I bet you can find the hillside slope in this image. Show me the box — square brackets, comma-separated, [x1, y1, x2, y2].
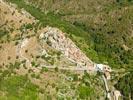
[0, 0, 106, 99]
[27, 0, 133, 69]
[1, 0, 132, 99]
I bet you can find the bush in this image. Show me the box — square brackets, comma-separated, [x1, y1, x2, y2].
[41, 67, 48, 73]
[78, 84, 94, 99]
[0, 29, 9, 39]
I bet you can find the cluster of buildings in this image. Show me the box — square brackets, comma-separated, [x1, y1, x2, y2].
[39, 27, 121, 100]
[40, 27, 93, 69]
[95, 64, 112, 80]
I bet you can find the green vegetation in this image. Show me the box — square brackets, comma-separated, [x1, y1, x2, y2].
[0, 75, 39, 100]
[2, 62, 21, 75]
[41, 55, 55, 65]
[116, 0, 133, 4]
[3, 0, 133, 99]
[9, 0, 133, 69]
[20, 23, 33, 33]
[78, 85, 94, 99]
[115, 72, 133, 100]
[0, 29, 9, 39]
[0, 29, 11, 43]
[76, 71, 103, 99]
[41, 67, 48, 72]
[15, 1, 132, 99]
[8, 0, 99, 63]
[31, 61, 36, 66]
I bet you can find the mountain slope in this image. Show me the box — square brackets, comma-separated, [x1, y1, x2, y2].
[26, 0, 133, 69]
[1, 0, 132, 99]
[0, 0, 106, 99]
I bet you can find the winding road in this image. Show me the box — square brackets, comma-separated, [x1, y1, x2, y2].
[17, 38, 120, 100]
[17, 39, 111, 97]
[1, 0, 122, 99]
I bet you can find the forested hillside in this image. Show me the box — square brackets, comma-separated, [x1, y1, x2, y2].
[115, 72, 133, 99]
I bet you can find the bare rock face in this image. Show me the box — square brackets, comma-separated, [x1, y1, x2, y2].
[40, 26, 93, 69]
